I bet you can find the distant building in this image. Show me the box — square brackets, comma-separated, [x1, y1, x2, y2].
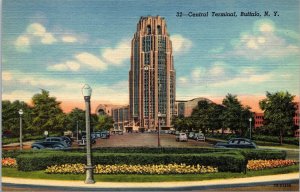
[176, 97, 214, 117]
[95, 104, 129, 131]
[129, 16, 176, 131]
[254, 113, 264, 129]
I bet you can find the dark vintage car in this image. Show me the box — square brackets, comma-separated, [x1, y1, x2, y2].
[215, 138, 257, 149]
[31, 141, 68, 150]
[45, 136, 70, 147]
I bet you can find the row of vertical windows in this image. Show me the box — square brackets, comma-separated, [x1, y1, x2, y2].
[134, 41, 139, 115]
[146, 25, 162, 35]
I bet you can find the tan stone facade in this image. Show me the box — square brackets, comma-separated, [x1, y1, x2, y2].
[129, 16, 176, 131]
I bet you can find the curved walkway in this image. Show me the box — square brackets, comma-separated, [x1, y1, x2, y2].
[2, 173, 299, 191]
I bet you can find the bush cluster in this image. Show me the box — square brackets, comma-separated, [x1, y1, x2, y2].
[238, 149, 286, 160]
[45, 163, 218, 175]
[253, 135, 299, 146]
[63, 147, 227, 154]
[17, 152, 246, 172]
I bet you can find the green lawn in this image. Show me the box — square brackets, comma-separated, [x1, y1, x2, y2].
[2, 164, 299, 182]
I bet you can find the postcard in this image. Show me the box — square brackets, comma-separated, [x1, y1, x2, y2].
[2, 0, 299, 191]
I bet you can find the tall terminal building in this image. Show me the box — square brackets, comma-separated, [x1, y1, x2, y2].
[129, 16, 176, 131]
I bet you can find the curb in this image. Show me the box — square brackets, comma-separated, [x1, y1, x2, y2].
[2, 172, 299, 191]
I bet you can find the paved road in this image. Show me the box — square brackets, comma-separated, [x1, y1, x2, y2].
[91, 132, 213, 148]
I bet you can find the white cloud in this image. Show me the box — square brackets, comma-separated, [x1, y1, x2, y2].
[2, 71, 13, 81]
[75, 52, 107, 70]
[61, 35, 78, 43]
[47, 61, 80, 72]
[259, 23, 274, 33]
[14, 35, 31, 52]
[220, 20, 300, 60]
[41, 32, 57, 44]
[26, 23, 46, 37]
[191, 68, 203, 79]
[178, 77, 188, 84]
[15, 23, 81, 52]
[102, 39, 131, 65]
[170, 34, 192, 53]
[2, 71, 129, 106]
[2, 90, 34, 102]
[212, 73, 273, 88]
[209, 65, 225, 76]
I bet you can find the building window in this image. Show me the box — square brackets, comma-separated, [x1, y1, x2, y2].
[157, 25, 161, 35]
[147, 25, 151, 35]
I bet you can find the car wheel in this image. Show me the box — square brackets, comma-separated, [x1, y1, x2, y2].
[32, 146, 39, 150]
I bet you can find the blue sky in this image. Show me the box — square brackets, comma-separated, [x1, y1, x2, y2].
[2, 0, 300, 111]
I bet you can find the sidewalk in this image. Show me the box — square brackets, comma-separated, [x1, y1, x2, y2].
[2, 172, 299, 191]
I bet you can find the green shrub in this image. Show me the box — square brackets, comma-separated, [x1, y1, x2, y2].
[63, 147, 228, 154]
[252, 135, 299, 145]
[239, 149, 286, 160]
[17, 151, 246, 173]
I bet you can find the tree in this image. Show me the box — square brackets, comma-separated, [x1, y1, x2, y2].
[2, 100, 32, 137]
[221, 94, 253, 136]
[30, 90, 67, 135]
[94, 115, 114, 131]
[208, 103, 225, 135]
[221, 94, 242, 134]
[259, 91, 296, 145]
[191, 100, 210, 133]
[66, 108, 86, 133]
[190, 100, 225, 134]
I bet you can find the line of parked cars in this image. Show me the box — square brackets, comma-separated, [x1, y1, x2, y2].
[175, 131, 206, 142]
[31, 136, 72, 150]
[78, 131, 110, 146]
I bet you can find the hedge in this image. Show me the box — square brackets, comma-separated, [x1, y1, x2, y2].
[16, 151, 246, 173]
[238, 149, 286, 160]
[63, 147, 228, 154]
[253, 135, 299, 146]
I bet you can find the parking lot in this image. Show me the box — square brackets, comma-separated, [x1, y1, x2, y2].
[89, 132, 213, 148]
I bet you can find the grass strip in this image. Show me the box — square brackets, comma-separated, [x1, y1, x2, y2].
[2, 164, 299, 182]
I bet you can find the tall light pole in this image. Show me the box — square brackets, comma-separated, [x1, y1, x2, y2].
[157, 112, 162, 147]
[18, 109, 23, 150]
[82, 84, 95, 184]
[249, 117, 252, 140]
[76, 120, 79, 142]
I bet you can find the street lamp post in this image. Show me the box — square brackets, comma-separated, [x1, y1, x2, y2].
[18, 109, 23, 150]
[76, 120, 79, 142]
[82, 84, 95, 184]
[157, 112, 162, 147]
[249, 118, 252, 140]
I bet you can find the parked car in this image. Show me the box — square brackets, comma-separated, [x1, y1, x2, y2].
[60, 136, 72, 146]
[215, 138, 257, 149]
[31, 141, 67, 150]
[195, 133, 205, 141]
[80, 136, 96, 145]
[188, 132, 195, 139]
[100, 131, 110, 139]
[45, 137, 69, 147]
[175, 133, 188, 142]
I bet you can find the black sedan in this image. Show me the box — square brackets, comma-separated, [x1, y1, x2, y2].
[214, 138, 257, 149]
[31, 141, 68, 150]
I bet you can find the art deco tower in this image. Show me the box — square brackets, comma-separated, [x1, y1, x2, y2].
[129, 16, 176, 130]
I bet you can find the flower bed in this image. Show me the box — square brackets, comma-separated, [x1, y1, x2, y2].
[247, 159, 297, 171]
[2, 158, 17, 168]
[45, 163, 218, 174]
